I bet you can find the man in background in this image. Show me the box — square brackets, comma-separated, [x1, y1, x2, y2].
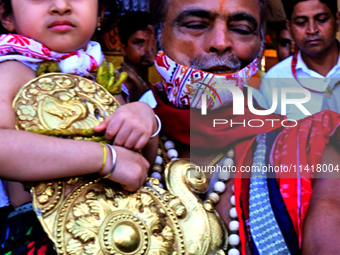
[259, 0, 340, 120]
[118, 11, 157, 102]
[276, 20, 296, 62]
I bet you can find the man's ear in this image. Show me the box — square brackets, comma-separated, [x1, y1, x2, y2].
[335, 11, 340, 32]
[146, 25, 157, 55]
[146, 25, 155, 36]
[0, 6, 15, 32]
[98, 1, 106, 20]
[286, 19, 291, 35]
[120, 43, 127, 56]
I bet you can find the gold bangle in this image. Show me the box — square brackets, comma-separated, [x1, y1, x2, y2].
[98, 143, 107, 174]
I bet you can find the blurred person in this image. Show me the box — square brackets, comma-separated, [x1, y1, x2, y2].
[276, 20, 296, 61]
[118, 11, 157, 103]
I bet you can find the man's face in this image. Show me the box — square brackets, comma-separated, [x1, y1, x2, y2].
[288, 0, 339, 56]
[277, 29, 296, 61]
[121, 28, 156, 67]
[160, 0, 262, 74]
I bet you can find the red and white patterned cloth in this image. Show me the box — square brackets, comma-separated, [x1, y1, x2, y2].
[0, 34, 104, 76]
[271, 110, 340, 245]
[154, 51, 259, 109]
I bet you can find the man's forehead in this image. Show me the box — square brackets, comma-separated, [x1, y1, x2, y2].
[166, 0, 261, 21]
[292, 0, 333, 17]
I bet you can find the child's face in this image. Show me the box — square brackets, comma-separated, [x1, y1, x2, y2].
[9, 0, 99, 53]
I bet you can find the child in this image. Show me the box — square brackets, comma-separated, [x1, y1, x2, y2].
[0, 0, 159, 253]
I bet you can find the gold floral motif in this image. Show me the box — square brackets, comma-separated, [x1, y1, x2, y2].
[55, 78, 73, 89]
[37, 77, 55, 90]
[29, 87, 40, 96]
[94, 89, 114, 105]
[17, 105, 36, 121]
[37, 185, 54, 204]
[79, 80, 96, 93]
[31, 181, 63, 216]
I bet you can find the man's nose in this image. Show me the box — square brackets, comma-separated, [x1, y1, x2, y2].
[50, 0, 72, 15]
[205, 22, 231, 54]
[306, 20, 319, 35]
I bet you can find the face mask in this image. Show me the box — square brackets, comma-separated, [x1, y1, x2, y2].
[155, 51, 259, 110]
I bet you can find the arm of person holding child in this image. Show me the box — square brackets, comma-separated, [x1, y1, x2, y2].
[0, 60, 158, 192]
[302, 142, 340, 254]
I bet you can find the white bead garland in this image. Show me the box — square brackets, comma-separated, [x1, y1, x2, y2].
[208, 192, 220, 204]
[154, 155, 163, 165]
[167, 149, 178, 159]
[227, 149, 235, 158]
[228, 248, 240, 255]
[225, 150, 240, 254]
[151, 172, 162, 181]
[214, 181, 226, 194]
[223, 158, 234, 167]
[164, 140, 175, 150]
[218, 171, 231, 182]
[229, 207, 238, 218]
[229, 220, 239, 231]
[230, 195, 235, 206]
[150, 137, 179, 188]
[229, 234, 240, 246]
[205, 149, 240, 254]
[152, 164, 162, 173]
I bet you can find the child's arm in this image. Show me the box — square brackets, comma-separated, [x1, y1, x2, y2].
[0, 61, 149, 191]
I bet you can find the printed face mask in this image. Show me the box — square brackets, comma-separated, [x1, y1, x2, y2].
[155, 51, 259, 110]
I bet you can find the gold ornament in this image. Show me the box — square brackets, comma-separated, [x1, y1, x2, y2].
[13, 73, 119, 141]
[13, 73, 228, 254]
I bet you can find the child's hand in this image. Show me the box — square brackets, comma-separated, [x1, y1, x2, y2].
[105, 146, 150, 192]
[94, 102, 158, 150]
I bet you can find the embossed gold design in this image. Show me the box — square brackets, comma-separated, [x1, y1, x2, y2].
[13, 74, 228, 254]
[29, 162, 228, 255]
[13, 73, 119, 136]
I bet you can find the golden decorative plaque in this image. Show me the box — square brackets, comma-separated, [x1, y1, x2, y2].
[13, 73, 228, 255]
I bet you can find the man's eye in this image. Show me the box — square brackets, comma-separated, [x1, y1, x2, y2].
[317, 17, 328, 23]
[295, 20, 306, 26]
[229, 25, 252, 35]
[280, 41, 289, 47]
[183, 22, 208, 30]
